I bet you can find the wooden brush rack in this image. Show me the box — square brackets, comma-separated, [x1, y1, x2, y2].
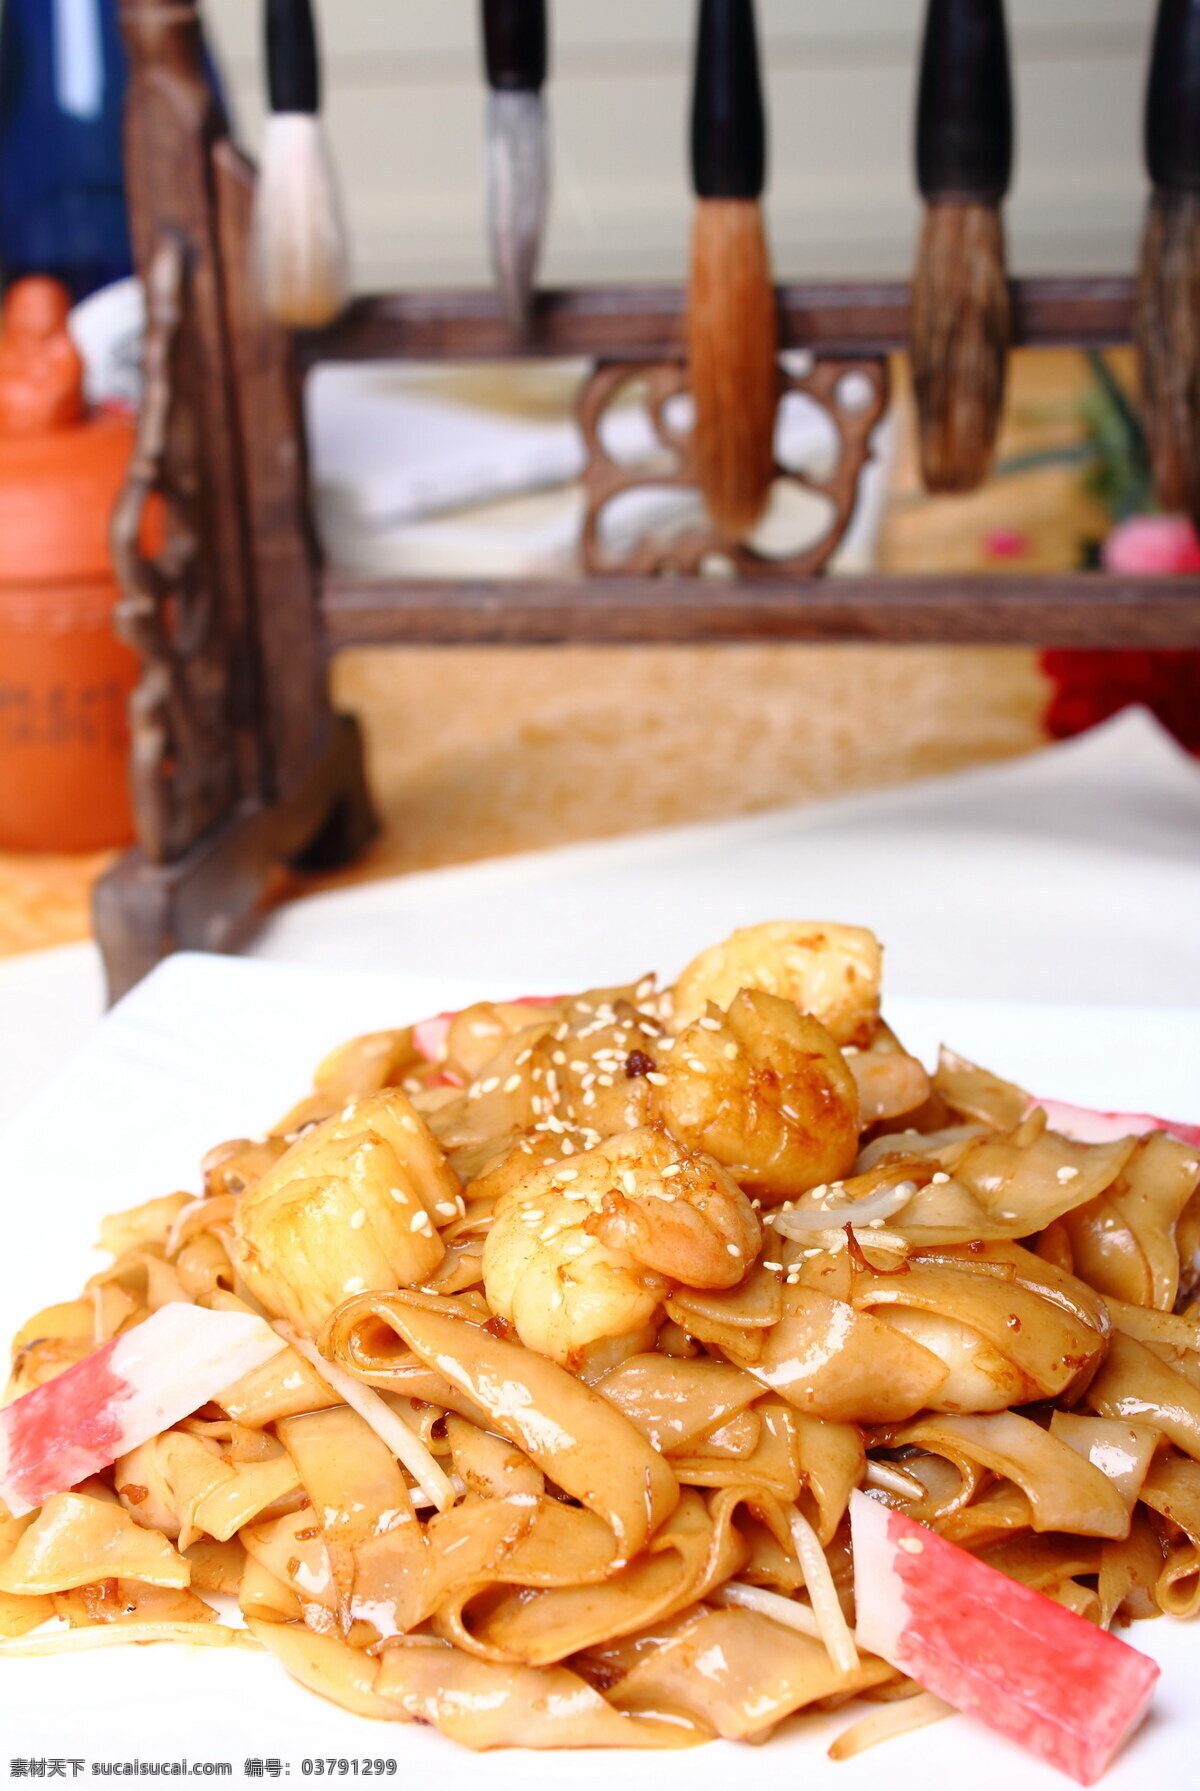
[94, 0, 1200, 1001]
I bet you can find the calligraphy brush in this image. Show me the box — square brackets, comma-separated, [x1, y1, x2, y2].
[254, 0, 349, 329]
[687, 0, 778, 541]
[1136, 0, 1200, 523]
[909, 0, 1013, 493]
[481, 0, 550, 329]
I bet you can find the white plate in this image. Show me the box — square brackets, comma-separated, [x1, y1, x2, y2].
[2, 953, 1198, 1790]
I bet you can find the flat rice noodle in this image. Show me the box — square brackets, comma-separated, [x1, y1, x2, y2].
[247, 1617, 405, 1720]
[889, 1413, 1130, 1538]
[190, 1451, 302, 1545]
[851, 1259, 1105, 1404]
[9, 1299, 95, 1361]
[1106, 1297, 1200, 1353]
[677, 1408, 760, 1459]
[52, 1578, 217, 1629]
[976, 1530, 1103, 1594]
[0, 1587, 56, 1635]
[1058, 1132, 1200, 1311]
[669, 1400, 801, 1503]
[113, 1431, 225, 1543]
[183, 1536, 244, 1595]
[594, 1355, 761, 1454]
[1088, 1331, 1200, 1461]
[934, 1047, 1029, 1130]
[445, 1416, 543, 1499]
[951, 1124, 1136, 1234]
[879, 1448, 985, 1523]
[1135, 1452, 1200, 1617]
[98, 1193, 193, 1257]
[373, 1639, 698, 1748]
[174, 1232, 237, 1303]
[936, 1481, 1034, 1549]
[736, 1285, 948, 1424]
[0, 1492, 189, 1594]
[442, 1489, 741, 1666]
[279, 1407, 417, 1619]
[278, 1408, 415, 1544]
[922, 1240, 1111, 1337]
[665, 1265, 783, 1331]
[325, 1292, 678, 1563]
[368, 1493, 535, 1638]
[1048, 1412, 1159, 1511]
[791, 1414, 864, 1546]
[569, 1600, 715, 1683]
[422, 1240, 484, 1295]
[609, 1605, 893, 1740]
[218, 1341, 341, 1426]
[238, 1553, 303, 1622]
[1098, 1511, 1165, 1626]
[240, 1506, 338, 1632]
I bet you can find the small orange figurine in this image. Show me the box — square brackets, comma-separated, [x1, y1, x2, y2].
[0, 276, 139, 852]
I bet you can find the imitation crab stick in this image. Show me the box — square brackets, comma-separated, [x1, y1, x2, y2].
[1027, 1096, 1200, 1150]
[0, 1304, 285, 1517]
[850, 1490, 1159, 1785]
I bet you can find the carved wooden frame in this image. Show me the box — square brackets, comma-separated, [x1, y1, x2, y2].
[93, 0, 1200, 1001]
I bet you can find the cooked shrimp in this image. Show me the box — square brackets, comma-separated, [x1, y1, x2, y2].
[671, 920, 882, 1047]
[482, 1126, 760, 1368]
[847, 1022, 931, 1125]
[657, 989, 860, 1201]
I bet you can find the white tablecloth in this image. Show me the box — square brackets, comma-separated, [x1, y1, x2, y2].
[2, 706, 1198, 1126]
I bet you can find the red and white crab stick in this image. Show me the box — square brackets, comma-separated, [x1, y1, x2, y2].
[0, 1304, 285, 1518]
[1028, 1095, 1200, 1149]
[850, 1492, 1158, 1785]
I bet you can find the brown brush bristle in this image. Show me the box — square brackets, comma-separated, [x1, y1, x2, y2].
[909, 200, 1011, 494]
[687, 198, 779, 540]
[1136, 188, 1200, 523]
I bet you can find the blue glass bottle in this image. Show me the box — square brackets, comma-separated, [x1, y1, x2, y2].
[0, 0, 226, 303]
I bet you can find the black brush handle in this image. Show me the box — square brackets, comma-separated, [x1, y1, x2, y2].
[690, 0, 766, 200]
[266, 0, 320, 115]
[916, 0, 1013, 202]
[1146, 0, 1200, 190]
[482, 0, 548, 93]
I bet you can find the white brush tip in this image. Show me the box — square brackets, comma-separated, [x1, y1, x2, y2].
[486, 89, 550, 329]
[255, 112, 350, 330]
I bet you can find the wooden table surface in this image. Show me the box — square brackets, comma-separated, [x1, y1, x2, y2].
[0, 349, 1113, 962]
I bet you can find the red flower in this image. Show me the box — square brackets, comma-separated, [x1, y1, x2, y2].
[1040, 515, 1200, 754]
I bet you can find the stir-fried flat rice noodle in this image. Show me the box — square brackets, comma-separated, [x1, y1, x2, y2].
[2, 921, 1198, 1756]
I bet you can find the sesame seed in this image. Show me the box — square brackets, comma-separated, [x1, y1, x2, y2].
[621, 1171, 638, 1195]
[560, 1140, 576, 1155]
[723, 1044, 739, 1061]
[726, 1244, 742, 1257]
[646, 1072, 667, 1087]
[553, 1051, 567, 1067]
[503, 1075, 522, 1093]
[515, 1048, 533, 1066]
[762, 1260, 783, 1272]
[931, 1171, 950, 1185]
[1056, 1165, 1080, 1184]
[411, 1212, 433, 1234]
[350, 1209, 366, 1230]
[687, 1058, 708, 1073]
[479, 1078, 500, 1094]
[435, 1201, 458, 1218]
[699, 1016, 722, 1031]
[389, 1187, 406, 1203]
[400, 1115, 419, 1134]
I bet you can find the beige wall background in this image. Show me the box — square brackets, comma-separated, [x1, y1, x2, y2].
[205, 0, 1154, 292]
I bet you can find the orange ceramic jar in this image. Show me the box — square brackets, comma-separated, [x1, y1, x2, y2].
[0, 277, 138, 851]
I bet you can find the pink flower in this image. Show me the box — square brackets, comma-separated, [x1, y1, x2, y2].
[982, 528, 1029, 560]
[1102, 513, 1200, 575]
